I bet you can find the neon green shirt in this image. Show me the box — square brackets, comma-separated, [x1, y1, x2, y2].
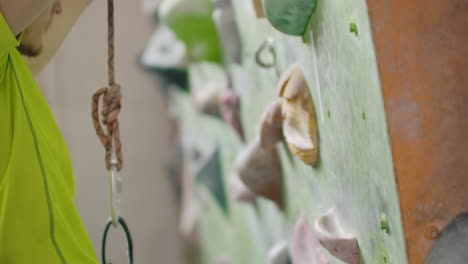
[0, 12, 98, 263]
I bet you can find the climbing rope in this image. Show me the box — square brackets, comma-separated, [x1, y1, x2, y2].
[91, 0, 133, 263]
[92, 0, 122, 172]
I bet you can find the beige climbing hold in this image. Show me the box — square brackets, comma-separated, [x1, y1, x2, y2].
[214, 256, 232, 264]
[267, 241, 290, 264]
[251, 0, 265, 18]
[193, 83, 222, 117]
[291, 214, 329, 264]
[260, 100, 284, 150]
[228, 174, 257, 203]
[234, 137, 283, 208]
[314, 208, 360, 264]
[178, 169, 201, 242]
[277, 64, 319, 166]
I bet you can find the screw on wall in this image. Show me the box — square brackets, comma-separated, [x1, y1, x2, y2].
[380, 214, 391, 235]
[349, 21, 359, 36]
[425, 225, 440, 240]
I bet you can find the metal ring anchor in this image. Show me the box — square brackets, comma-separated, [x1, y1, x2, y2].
[255, 38, 276, 69]
[102, 217, 134, 264]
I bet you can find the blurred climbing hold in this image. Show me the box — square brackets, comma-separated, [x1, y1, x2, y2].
[264, 0, 318, 36]
[277, 64, 319, 166]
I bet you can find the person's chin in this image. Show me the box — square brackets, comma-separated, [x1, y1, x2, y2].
[17, 44, 42, 58]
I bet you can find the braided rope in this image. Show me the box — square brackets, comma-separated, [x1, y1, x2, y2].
[92, 0, 123, 171]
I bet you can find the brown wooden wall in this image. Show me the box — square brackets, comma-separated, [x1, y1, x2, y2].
[367, 0, 468, 262]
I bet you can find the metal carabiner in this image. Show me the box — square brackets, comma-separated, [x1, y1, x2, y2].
[255, 38, 276, 69]
[109, 161, 122, 227]
[102, 217, 134, 264]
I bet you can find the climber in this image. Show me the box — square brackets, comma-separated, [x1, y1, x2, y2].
[0, 0, 98, 263]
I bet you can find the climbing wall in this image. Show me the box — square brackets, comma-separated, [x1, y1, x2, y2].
[142, 0, 468, 261]
[171, 0, 408, 263]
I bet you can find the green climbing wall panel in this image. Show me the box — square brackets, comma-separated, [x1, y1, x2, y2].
[175, 0, 408, 262]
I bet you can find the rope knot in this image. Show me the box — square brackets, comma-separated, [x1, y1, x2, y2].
[92, 84, 123, 171]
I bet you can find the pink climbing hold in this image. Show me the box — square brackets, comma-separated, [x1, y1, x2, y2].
[314, 209, 360, 264]
[220, 89, 245, 141]
[291, 214, 329, 264]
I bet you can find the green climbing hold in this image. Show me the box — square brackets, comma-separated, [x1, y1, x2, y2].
[264, 0, 318, 36]
[350, 21, 359, 36]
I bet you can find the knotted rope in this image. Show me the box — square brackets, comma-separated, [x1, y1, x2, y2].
[92, 0, 123, 171]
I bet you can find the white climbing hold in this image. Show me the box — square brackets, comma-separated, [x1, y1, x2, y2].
[267, 241, 290, 264]
[234, 137, 283, 208]
[314, 208, 360, 264]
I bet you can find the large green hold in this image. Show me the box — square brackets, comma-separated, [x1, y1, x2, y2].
[264, 0, 318, 36]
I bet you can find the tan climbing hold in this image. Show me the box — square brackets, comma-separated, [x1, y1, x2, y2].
[193, 83, 222, 117]
[251, 0, 265, 18]
[277, 64, 319, 166]
[234, 137, 283, 208]
[314, 208, 360, 264]
[178, 169, 201, 243]
[228, 174, 257, 203]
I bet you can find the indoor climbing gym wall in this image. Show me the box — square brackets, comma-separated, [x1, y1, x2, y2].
[141, 0, 468, 263]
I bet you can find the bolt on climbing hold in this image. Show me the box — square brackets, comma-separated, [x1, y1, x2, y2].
[277, 64, 319, 167]
[314, 208, 361, 264]
[380, 214, 390, 235]
[233, 137, 283, 209]
[192, 82, 245, 141]
[291, 214, 329, 264]
[260, 100, 284, 150]
[264, 0, 318, 36]
[228, 173, 257, 203]
[231, 101, 285, 208]
[349, 21, 358, 36]
[251, 0, 265, 18]
[267, 241, 291, 264]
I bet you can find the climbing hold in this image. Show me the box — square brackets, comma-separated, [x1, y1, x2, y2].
[264, 0, 318, 36]
[277, 64, 319, 166]
[234, 137, 283, 208]
[260, 100, 284, 150]
[159, 0, 222, 63]
[141, 24, 187, 70]
[193, 84, 245, 141]
[179, 169, 201, 242]
[291, 214, 329, 264]
[228, 174, 257, 203]
[212, 0, 243, 65]
[220, 89, 245, 141]
[380, 214, 390, 235]
[251, 0, 265, 18]
[193, 83, 222, 117]
[314, 208, 360, 264]
[267, 241, 290, 264]
[349, 21, 358, 36]
[195, 147, 229, 215]
[214, 256, 232, 264]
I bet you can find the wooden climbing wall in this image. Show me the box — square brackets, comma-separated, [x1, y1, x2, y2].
[174, 0, 411, 263]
